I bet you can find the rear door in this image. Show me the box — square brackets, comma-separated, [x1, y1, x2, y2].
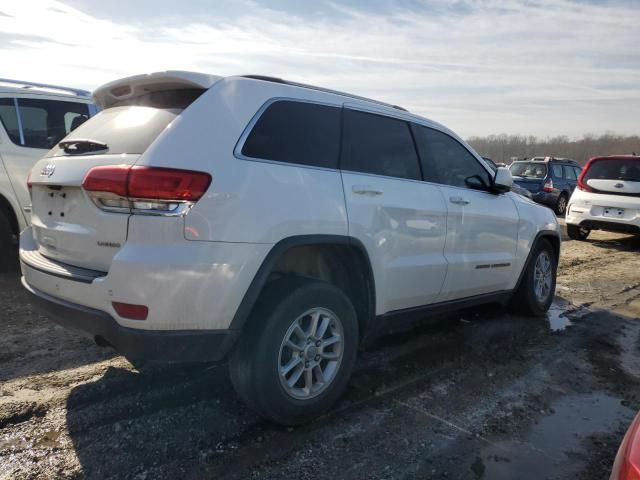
[0, 96, 91, 221]
[412, 125, 519, 301]
[340, 107, 448, 313]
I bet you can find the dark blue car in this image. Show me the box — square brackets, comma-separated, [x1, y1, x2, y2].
[509, 157, 582, 215]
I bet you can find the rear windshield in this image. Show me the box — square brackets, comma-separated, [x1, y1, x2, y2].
[509, 162, 547, 179]
[46, 106, 179, 157]
[46, 88, 204, 157]
[584, 159, 640, 182]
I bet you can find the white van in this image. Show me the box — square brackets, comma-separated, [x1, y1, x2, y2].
[0, 79, 96, 269]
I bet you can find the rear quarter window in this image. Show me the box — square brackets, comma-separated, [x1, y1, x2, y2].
[241, 100, 341, 169]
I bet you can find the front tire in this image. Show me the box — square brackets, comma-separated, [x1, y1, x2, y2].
[229, 278, 358, 425]
[567, 224, 590, 241]
[510, 239, 557, 316]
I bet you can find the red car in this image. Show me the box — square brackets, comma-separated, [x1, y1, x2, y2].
[611, 412, 640, 479]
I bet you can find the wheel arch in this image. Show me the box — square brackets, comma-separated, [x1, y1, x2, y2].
[0, 193, 19, 237]
[514, 230, 561, 291]
[229, 235, 377, 339]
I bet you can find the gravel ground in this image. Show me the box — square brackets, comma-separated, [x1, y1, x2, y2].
[1, 222, 640, 480]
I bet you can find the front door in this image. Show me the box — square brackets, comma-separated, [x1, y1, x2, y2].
[412, 124, 519, 301]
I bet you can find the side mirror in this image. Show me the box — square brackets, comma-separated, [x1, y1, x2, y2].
[492, 167, 513, 193]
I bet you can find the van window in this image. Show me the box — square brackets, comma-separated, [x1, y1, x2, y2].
[17, 98, 90, 149]
[413, 125, 491, 188]
[0, 98, 20, 144]
[342, 109, 420, 180]
[241, 100, 341, 169]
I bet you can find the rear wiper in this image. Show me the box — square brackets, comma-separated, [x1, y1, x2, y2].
[58, 139, 108, 155]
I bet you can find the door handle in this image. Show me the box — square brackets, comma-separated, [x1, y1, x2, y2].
[352, 185, 383, 196]
[449, 196, 470, 205]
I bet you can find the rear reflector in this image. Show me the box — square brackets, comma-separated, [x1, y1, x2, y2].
[112, 302, 148, 320]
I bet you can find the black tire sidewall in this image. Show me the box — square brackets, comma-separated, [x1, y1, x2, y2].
[249, 280, 358, 425]
[555, 194, 567, 215]
[523, 240, 557, 315]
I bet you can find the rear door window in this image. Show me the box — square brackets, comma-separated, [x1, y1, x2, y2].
[552, 165, 564, 178]
[564, 165, 577, 180]
[341, 109, 420, 180]
[17, 98, 90, 149]
[412, 125, 491, 188]
[241, 100, 341, 169]
[0, 98, 20, 144]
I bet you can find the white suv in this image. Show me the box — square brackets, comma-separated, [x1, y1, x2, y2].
[0, 79, 96, 270]
[20, 71, 561, 424]
[566, 155, 640, 240]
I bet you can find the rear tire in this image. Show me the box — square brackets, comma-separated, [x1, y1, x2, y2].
[554, 194, 568, 216]
[567, 224, 590, 241]
[229, 277, 358, 425]
[510, 239, 557, 317]
[0, 210, 17, 273]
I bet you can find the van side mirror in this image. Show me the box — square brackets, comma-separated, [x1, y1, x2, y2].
[492, 167, 513, 193]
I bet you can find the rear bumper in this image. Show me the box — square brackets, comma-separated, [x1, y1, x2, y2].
[576, 220, 640, 234]
[22, 277, 240, 362]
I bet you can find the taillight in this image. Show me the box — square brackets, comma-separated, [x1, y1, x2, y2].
[82, 165, 211, 215]
[543, 179, 554, 192]
[577, 158, 594, 192]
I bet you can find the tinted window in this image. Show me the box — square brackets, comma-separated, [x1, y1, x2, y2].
[0, 98, 20, 144]
[552, 165, 563, 178]
[564, 165, 577, 180]
[242, 100, 341, 169]
[413, 125, 491, 188]
[341, 109, 420, 180]
[15, 98, 90, 149]
[584, 159, 640, 182]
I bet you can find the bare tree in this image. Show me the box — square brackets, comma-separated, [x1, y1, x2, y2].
[467, 133, 640, 165]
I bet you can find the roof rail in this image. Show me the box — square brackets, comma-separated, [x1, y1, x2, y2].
[0, 78, 91, 97]
[241, 75, 408, 112]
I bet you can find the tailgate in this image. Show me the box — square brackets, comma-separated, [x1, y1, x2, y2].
[29, 154, 139, 271]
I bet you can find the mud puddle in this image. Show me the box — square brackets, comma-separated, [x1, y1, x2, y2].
[473, 393, 633, 479]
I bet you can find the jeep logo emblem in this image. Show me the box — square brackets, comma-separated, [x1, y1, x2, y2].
[41, 163, 56, 177]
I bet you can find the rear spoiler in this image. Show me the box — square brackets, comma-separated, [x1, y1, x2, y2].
[93, 71, 223, 109]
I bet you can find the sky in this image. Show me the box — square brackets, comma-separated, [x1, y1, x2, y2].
[1, 0, 639, 138]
